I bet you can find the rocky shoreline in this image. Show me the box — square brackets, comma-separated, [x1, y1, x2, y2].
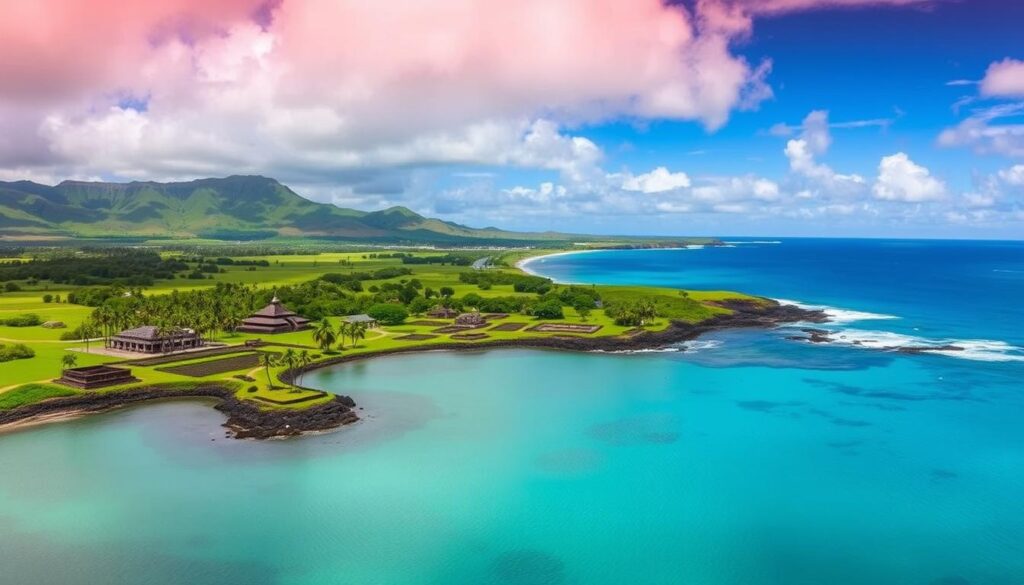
[288, 299, 827, 377]
[1, 299, 823, 440]
[0, 384, 359, 440]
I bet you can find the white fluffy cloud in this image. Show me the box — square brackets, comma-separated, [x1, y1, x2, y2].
[997, 164, 1024, 186]
[622, 167, 692, 193]
[872, 153, 946, 202]
[783, 110, 866, 195]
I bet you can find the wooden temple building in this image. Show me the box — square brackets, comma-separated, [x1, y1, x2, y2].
[236, 296, 311, 334]
[110, 326, 201, 354]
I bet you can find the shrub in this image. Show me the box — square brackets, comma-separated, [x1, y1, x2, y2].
[530, 300, 564, 320]
[367, 303, 409, 325]
[0, 343, 35, 363]
[408, 296, 432, 315]
[4, 282, 21, 292]
[0, 314, 42, 327]
[42, 294, 53, 303]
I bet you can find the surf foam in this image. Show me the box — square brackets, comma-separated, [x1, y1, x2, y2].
[776, 299, 1024, 362]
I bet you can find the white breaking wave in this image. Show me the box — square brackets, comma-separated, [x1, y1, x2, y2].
[822, 328, 1024, 362]
[593, 347, 685, 355]
[774, 299, 899, 324]
[681, 339, 723, 352]
[591, 338, 721, 356]
[722, 240, 783, 245]
[776, 299, 1024, 362]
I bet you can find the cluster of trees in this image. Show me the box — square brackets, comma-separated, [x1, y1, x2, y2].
[319, 267, 413, 292]
[212, 258, 270, 267]
[458, 271, 553, 293]
[162, 244, 323, 257]
[69, 283, 266, 348]
[0, 249, 188, 286]
[310, 319, 372, 352]
[366, 304, 409, 325]
[66, 286, 139, 307]
[258, 348, 315, 389]
[604, 299, 659, 327]
[400, 253, 481, 266]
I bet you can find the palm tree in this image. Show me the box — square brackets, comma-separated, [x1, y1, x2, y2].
[313, 319, 337, 352]
[81, 322, 97, 354]
[258, 352, 277, 389]
[281, 349, 297, 388]
[297, 350, 312, 386]
[93, 307, 113, 348]
[351, 322, 367, 348]
[60, 353, 77, 376]
[336, 321, 352, 350]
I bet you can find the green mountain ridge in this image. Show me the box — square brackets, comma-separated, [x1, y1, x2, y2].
[0, 175, 581, 244]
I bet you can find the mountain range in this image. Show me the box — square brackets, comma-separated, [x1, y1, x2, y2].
[0, 175, 579, 245]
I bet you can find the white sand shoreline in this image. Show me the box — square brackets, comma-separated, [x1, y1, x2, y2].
[515, 249, 605, 277]
[515, 246, 703, 279]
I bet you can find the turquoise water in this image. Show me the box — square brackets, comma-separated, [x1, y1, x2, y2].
[2, 240, 1023, 584]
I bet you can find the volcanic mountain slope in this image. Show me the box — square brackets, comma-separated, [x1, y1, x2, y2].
[0, 175, 573, 244]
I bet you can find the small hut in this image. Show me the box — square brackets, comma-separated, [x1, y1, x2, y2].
[427, 306, 459, 319]
[237, 296, 311, 334]
[344, 314, 379, 328]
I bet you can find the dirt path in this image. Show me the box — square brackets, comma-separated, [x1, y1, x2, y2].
[0, 336, 103, 344]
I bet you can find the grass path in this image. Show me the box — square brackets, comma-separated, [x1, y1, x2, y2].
[0, 378, 53, 394]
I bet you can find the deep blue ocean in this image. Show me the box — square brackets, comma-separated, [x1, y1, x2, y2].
[0, 239, 1022, 585]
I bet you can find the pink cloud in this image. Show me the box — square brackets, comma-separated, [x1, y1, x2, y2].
[0, 1, 263, 104]
[0, 0, 933, 184]
[980, 58, 1024, 99]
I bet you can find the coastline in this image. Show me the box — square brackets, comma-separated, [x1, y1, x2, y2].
[0, 300, 825, 439]
[274, 298, 826, 392]
[516, 245, 708, 278]
[516, 248, 604, 277]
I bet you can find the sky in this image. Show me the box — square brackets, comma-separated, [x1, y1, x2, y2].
[0, 0, 1022, 239]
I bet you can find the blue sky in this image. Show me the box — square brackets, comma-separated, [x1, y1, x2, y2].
[438, 0, 1024, 238]
[1, 0, 1022, 238]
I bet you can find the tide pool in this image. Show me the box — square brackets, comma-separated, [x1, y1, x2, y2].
[1, 239, 1022, 584]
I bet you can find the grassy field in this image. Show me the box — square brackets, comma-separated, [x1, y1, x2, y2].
[0, 246, 758, 414]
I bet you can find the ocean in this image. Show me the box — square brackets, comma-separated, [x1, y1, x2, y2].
[1, 239, 1022, 584]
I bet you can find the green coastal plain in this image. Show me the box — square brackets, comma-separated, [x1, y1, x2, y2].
[0, 243, 761, 430]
